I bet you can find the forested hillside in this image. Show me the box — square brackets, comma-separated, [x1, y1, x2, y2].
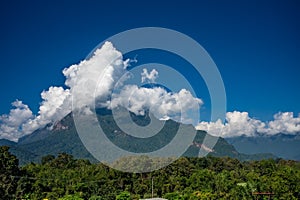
[0, 109, 276, 166]
[1, 146, 299, 200]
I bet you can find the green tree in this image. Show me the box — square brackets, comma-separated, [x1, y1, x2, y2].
[0, 146, 20, 199]
[116, 191, 131, 200]
[41, 154, 55, 165]
[3, 151, 298, 200]
[58, 194, 84, 200]
[89, 195, 104, 200]
[50, 152, 75, 168]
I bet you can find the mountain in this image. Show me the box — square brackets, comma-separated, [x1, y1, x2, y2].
[226, 134, 300, 160]
[1, 108, 276, 165]
[0, 138, 17, 146]
[17, 113, 98, 165]
[0, 138, 39, 164]
[183, 131, 276, 161]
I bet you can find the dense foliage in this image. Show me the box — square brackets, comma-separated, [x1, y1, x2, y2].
[1, 146, 299, 199]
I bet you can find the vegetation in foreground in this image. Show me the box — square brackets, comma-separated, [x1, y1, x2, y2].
[1, 146, 300, 200]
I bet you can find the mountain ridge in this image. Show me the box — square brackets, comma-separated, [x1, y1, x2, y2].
[226, 133, 300, 160]
[1, 108, 277, 165]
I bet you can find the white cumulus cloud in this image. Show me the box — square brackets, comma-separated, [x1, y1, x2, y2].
[141, 68, 158, 83]
[2, 40, 300, 142]
[196, 111, 300, 137]
[63, 41, 129, 109]
[0, 100, 33, 142]
[267, 112, 300, 135]
[0, 41, 204, 141]
[111, 85, 203, 124]
[22, 86, 72, 134]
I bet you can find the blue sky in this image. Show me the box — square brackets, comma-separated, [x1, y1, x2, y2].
[0, 0, 299, 123]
